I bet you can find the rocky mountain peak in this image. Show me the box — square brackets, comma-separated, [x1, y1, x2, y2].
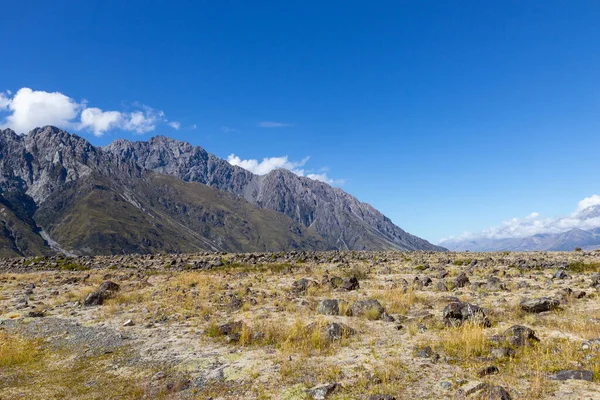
[102, 133, 444, 251]
[0, 126, 444, 254]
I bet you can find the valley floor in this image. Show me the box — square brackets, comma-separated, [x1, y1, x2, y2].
[1, 251, 600, 399]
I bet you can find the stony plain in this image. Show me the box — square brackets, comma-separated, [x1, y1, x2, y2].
[1, 250, 600, 399]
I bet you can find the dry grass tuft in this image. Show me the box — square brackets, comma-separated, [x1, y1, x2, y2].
[433, 322, 489, 359]
[0, 332, 45, 368]
[0, 332, 147, 399]
[376, 287, 424, 314]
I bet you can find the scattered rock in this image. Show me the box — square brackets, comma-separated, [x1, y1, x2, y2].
[457, 381, 487, 397]
[349, 299, 385, 320]
[520, 297, 559, 313]
[553, 270, 569, 279]
[442, 301, 490, 327]
[325, 322, 356, 341]
[548, 370, 593, 382]
[414, 346, 433, 358]
[368, 396, 396, 400]
[498, 325, 539, 347]
[454, 272, 470, 288]
[440, 381, 452, 390]
[486, 276, 506, 291]
[582, 338, 600, 351]
[305, 382, 337, 399]
[216, 321, 245, 336]
[341, 276, 360, 291]
[490, 347, 516, 359]
[292, 278, 319, 294]
[480, 385, 512, 400]
[317, 299, 341, 315]
[436, 280, 448, 291]
[477, 365, 499, 377]
[420, 276, 433, 287]
[227, 294, 244, 310]
[27, 310, 45, 318]
[306, 322, 356, 341]
[83, 281, 120, 306]
[412, 278, 423, 290]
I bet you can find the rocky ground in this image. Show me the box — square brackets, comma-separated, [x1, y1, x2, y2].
[1, 250, 600, 399]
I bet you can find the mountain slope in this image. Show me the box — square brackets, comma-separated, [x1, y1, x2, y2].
[0, 126, 442, 255]
[0, 198, 53, 258]
[33, 172, 324, 255]
[106, 136, 444, 251]
[0, 127, 325, 256]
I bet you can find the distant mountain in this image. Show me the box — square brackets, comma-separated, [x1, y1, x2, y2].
[442, 226, 600, 252]
[0, 126, 443, 257]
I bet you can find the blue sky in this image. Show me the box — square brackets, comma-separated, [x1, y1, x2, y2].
[1, 1, 600, 243]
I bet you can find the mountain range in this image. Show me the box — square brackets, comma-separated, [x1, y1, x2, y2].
[0, 126, 444, 257]
[441, 223, 600, 252]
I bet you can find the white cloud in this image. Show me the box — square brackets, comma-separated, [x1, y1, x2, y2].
[167, 121, 181, 130]
[227, 153, 344, 186]
[191, 124, 197, 129]
[257, 121, 294, 128]
[1, 88, 82, 134]
[306, 173, 346, 186]
[442, 194, 600, 242]
[227, 154, 309, 176]
[0, 87, 172, 136]
[121, 109, 162, 134]
[80, 107, 122, 136]
[575, 195, 600, 214]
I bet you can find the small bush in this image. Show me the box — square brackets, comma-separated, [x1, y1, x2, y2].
[55, 259, 89, 271]
[567, 262, 600, 273]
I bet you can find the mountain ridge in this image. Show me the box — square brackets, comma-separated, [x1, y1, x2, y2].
[105, 135, 444, 251]
[442, 226, 600, 252]
[0, 126, 444, 256]
[441, 203, 600, 252]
